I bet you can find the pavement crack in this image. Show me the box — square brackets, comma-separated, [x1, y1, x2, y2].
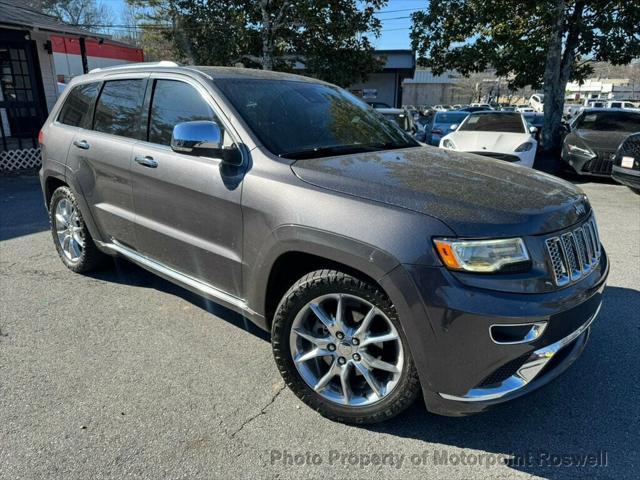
[230, 383, 286, 438]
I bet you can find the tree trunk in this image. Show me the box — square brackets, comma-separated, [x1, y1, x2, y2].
[540, 0, 566, 153]
[260, 0, 274, 70]
[541, 1, 585, 153]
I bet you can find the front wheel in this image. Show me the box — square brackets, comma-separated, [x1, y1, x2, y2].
[271, 270, 420, 424]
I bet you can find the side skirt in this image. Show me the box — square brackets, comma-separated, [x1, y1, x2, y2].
[97, 240, 267, 330]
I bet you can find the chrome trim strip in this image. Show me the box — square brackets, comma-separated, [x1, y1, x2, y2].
[489, 321, 548, 345]
[440, 302, 601, 402]
[98, 240, 257, 316]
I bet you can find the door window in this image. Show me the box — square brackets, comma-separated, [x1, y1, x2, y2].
[148, 80, 221, 146]
[93, 79, 145, 138]
[58, 82, 99, 127]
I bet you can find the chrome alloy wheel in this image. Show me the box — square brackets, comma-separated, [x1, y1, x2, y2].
[54, 198, 84, 262]
[289, 293, 404, 406]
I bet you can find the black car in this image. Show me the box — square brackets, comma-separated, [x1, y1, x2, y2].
[561, 108, 640, 176]
[612, 133, 640, 193]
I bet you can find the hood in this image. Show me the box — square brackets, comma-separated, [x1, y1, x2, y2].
[447, 131, 531, 153]
[574, 129, 630, 151]
[291, 146, 589, 237]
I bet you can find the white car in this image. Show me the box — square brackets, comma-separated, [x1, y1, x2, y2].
[439, 111, 538, 167]
[516, 106, 535, 113]
[529, 94, 544, 112]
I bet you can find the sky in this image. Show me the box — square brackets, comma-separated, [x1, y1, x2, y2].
[103, 0, 425, 51]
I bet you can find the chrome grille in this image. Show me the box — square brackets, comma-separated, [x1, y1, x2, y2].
[545, 217, 602, 286]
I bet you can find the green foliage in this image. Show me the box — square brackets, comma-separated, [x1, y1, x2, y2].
[411, 1, 640, 89]
[129, 0, 386, 87]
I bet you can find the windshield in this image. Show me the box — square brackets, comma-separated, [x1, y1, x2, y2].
[434, 112, 468, 124]
[576, 111, 640, 132]
[459, 113, 525, 133]
[215, 79, 418, 159]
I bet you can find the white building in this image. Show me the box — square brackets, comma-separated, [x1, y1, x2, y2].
[565, 78, 640, 102]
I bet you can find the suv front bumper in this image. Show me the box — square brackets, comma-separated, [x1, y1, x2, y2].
[379, 249, 609, 416]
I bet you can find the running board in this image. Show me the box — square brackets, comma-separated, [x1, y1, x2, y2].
[98, 240, 259, 318]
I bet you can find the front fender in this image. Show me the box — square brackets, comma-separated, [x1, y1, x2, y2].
[245, 225, 401, 318]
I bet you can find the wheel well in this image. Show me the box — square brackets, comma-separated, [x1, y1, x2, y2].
[264, 251, 379, 328]
[45, 177, 67, 207]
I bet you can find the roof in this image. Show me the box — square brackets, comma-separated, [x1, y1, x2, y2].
[375, 108, 406, 114]
[0, 0, 109, 38]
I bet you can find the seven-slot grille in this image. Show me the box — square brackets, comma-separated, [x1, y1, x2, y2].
[545, 217, 601, 287]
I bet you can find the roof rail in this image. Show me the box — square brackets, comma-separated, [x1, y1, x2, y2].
[89, 61, 179, 74]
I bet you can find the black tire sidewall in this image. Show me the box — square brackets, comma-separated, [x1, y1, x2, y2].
[49, 187, 95, 273]
[271, 270, 420, 424]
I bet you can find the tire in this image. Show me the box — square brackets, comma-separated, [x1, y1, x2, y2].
[49, 186, 109, 273]
[271, 269, 420, 424]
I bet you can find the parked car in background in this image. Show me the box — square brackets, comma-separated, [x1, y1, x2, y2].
[522, 112, 545, 142]
[516, 106, 535, 113]
[469, 103, 492, 109]
[367, 101, 391, 108]
[561, 108, 640, 176]
[375, 108, 423, 141]
[433, 105, 452, 112]
[40, 63, 609, 424]
[529, 94, 544, 112]
[606, 100, 638, 110]
[463, 105, 493, 113]
[440, 111, 538, 167]
[612, 133, 640, 194]
[427, 110, 470, 146]
[499, 105, 517, 112]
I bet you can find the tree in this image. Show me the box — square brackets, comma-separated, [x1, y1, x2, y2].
[130, 0, 386, 87]
[28, 0, 114, 31]
[411, 1, 640, 152]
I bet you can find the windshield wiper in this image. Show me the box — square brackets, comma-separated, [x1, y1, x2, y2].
[280, 142, 414, 160]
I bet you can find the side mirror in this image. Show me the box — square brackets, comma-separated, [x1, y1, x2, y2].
[449, 124, 458, 130]
[529, 126, 538, 134]
[171, 121, 243, 165]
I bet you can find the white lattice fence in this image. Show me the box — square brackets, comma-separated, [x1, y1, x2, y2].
[0, 148, 42, 172]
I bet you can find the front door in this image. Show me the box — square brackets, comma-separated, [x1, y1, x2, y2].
[131, 76, 244, 297]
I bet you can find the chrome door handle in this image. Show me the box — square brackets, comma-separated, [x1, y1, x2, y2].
[134, 155, 158, 168]
[73, 140, 90, 150]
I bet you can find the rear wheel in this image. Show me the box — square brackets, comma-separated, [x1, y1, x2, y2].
[271, 269, 420, 424]
[49, 186, 108, 273]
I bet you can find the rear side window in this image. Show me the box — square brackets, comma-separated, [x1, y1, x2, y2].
[148, 80, 216, 146]
[93, 79, 145, 138]
[58, 83, 99, 127]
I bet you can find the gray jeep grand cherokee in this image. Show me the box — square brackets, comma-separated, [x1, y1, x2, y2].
[39, 63, 608, 424]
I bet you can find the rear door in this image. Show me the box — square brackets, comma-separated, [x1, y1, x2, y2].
[130, 75, 244, 296]
[67, 75, 148, 248]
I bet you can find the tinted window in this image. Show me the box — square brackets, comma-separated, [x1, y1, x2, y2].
[576, 111, 640, 132]
[58, 82, 99, 127]
[216, 78, 418, 159]
[148, 80, 215, 146]
[93, 79, 145, 138]
[434, 112, 468, 124]
[459, 113, 525, 133]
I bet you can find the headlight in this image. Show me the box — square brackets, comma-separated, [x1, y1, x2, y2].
[515, 142, 533, 152]
[442, 139, 456, 149]
[567, 144, 594, 157]
[434, 238, 530, 272]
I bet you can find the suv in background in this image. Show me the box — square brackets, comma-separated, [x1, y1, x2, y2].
[40, 63, 608, 423]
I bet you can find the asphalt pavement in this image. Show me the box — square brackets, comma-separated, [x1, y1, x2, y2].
[1, 172, 639, 479]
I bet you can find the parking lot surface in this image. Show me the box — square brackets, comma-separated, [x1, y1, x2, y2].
[1, 173, 639, 479]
